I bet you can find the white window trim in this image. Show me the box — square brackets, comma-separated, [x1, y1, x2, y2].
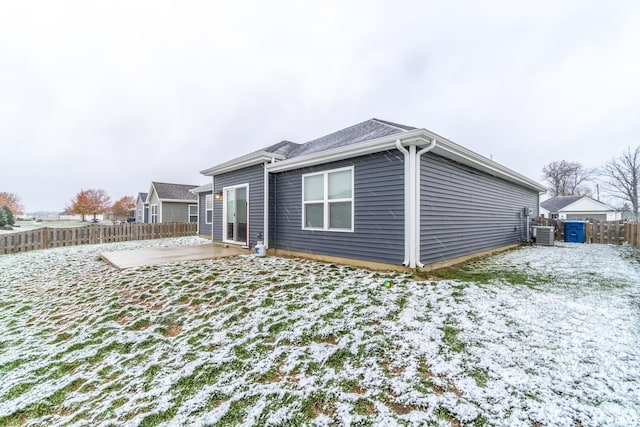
[301, 166, 354, 232]
[205, 194, 213, 224]
[188, 204, 198, 223]
[222, 183, 250, 245]
[150, 204, 158, 224]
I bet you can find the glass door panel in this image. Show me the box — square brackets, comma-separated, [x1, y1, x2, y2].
[224, 186, 248, 245]
[236, 187, 247, 244]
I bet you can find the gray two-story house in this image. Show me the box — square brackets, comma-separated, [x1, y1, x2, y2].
[200, 119, 545, 269]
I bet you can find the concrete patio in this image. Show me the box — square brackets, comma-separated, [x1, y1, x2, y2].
[100, 243, 248, 269]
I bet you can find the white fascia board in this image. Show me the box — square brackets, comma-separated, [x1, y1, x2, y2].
[190, 184, 213, 194]
[559, 197, 615, 212]
[266, 130, 429, 173]
[200, 151, 286, 176]
[159, 199, 198, 203]
[145, 184, 156, 204]
[266, 129, 546, 193]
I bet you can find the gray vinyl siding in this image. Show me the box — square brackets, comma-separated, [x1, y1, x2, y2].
[198, 191, 213, 237]
[161, 202, 191, 223]
[136, 199, 148, 223]
[420, 153, 539, 265]
[212, 164, 265, 247]
[271, 151, 405, 264]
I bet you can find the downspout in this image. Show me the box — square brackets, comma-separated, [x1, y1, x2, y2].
[414, 138, 437, 268]
[408, 145, 417, 268]
[395, 140, 411, 266]
[263, 161, 269, 249]
[214, 175, 216, 243]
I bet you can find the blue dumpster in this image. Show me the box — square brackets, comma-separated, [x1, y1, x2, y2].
[564, 220, 586, 243]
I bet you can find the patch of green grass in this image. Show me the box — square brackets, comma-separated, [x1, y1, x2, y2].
[268, 321, 289, 335]
[51, 332, 73, 343]
[397, 295, 407, 310]
[440, 324, 464, 353]
[326, 348, 352, 370]
[434, 405, 453, 421]
[430, 260, 550, 287]
[0, 358, 32, 374]
[127, 318, 152, 331]
[138, 406, 177, 427]
[261, 297, 275, 307]
[353, 398, 375, 416]
[474, 414, 489, 426]
[0, 386, 69, 425]
[135, 336, 158, 350]
[214, 395, 260, 426]
[470, 369, 489, 388]
[109, 397, 128, 409]
[5, 382, 36, 400]
[97, 365, 115, 378]
[232, 344, 251, 359]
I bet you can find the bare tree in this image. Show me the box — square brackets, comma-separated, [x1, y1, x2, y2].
[601, 146, 640, 219]
[541, 160, 595, 196]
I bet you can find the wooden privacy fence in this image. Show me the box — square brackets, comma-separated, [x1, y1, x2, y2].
[535, 219, 639, 246]
[0, 222, 197, 255]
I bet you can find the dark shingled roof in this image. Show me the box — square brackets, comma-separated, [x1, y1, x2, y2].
[287, 118, 415, 158]
[263, 140, 301, 158]
[152, 182, 198, 201]
[540, 196, 585, 212]
[138, 192, 148, 202]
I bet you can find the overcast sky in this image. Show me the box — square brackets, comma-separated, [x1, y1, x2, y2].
[1, 1, 639, 212]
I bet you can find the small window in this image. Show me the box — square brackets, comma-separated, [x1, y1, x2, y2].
[188, 205, 198, 223]
[205, 194, 213, 224]
[302, 167, 353, 232]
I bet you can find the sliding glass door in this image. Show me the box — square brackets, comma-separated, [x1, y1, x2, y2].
[223, 185, 248, 245]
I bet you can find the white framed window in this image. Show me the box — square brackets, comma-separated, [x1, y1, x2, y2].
[188, 204, 198, 223]
[150, 204, 158, 224]
[205, 194, 213, 224]
[302, 166, 353, 232]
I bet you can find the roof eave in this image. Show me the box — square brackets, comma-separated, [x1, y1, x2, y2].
[158, 198, 197, 203]
[425, 130, 547, 193]
[267, 129, 546, 193]
[266, 129, 428, 172]
[200, 151, 286, 176]
[190, 184, 213, 194]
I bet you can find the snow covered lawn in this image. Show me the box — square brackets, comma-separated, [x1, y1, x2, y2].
[1, 239, 639, 426]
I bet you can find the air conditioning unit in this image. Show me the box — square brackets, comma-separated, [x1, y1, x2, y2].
[534, 226, 554, 246]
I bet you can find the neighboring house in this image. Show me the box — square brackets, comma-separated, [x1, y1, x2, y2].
[135, 192, 149, 223]
[200, 118, 546, 269]
[190, 183, 213, 237]
[145, 182, 198, 224]
[540, 196, 621, 221]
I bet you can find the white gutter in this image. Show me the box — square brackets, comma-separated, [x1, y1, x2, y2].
[267, 129, 545, 192]
[263, 161, 269, 249]
[415, 138, 437, 268]
[395, 139, 411, 267]
[215, 175, 222, 243]
[200, 151, 286, 176]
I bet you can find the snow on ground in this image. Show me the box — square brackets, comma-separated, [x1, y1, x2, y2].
[0, 239, 639, 426]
